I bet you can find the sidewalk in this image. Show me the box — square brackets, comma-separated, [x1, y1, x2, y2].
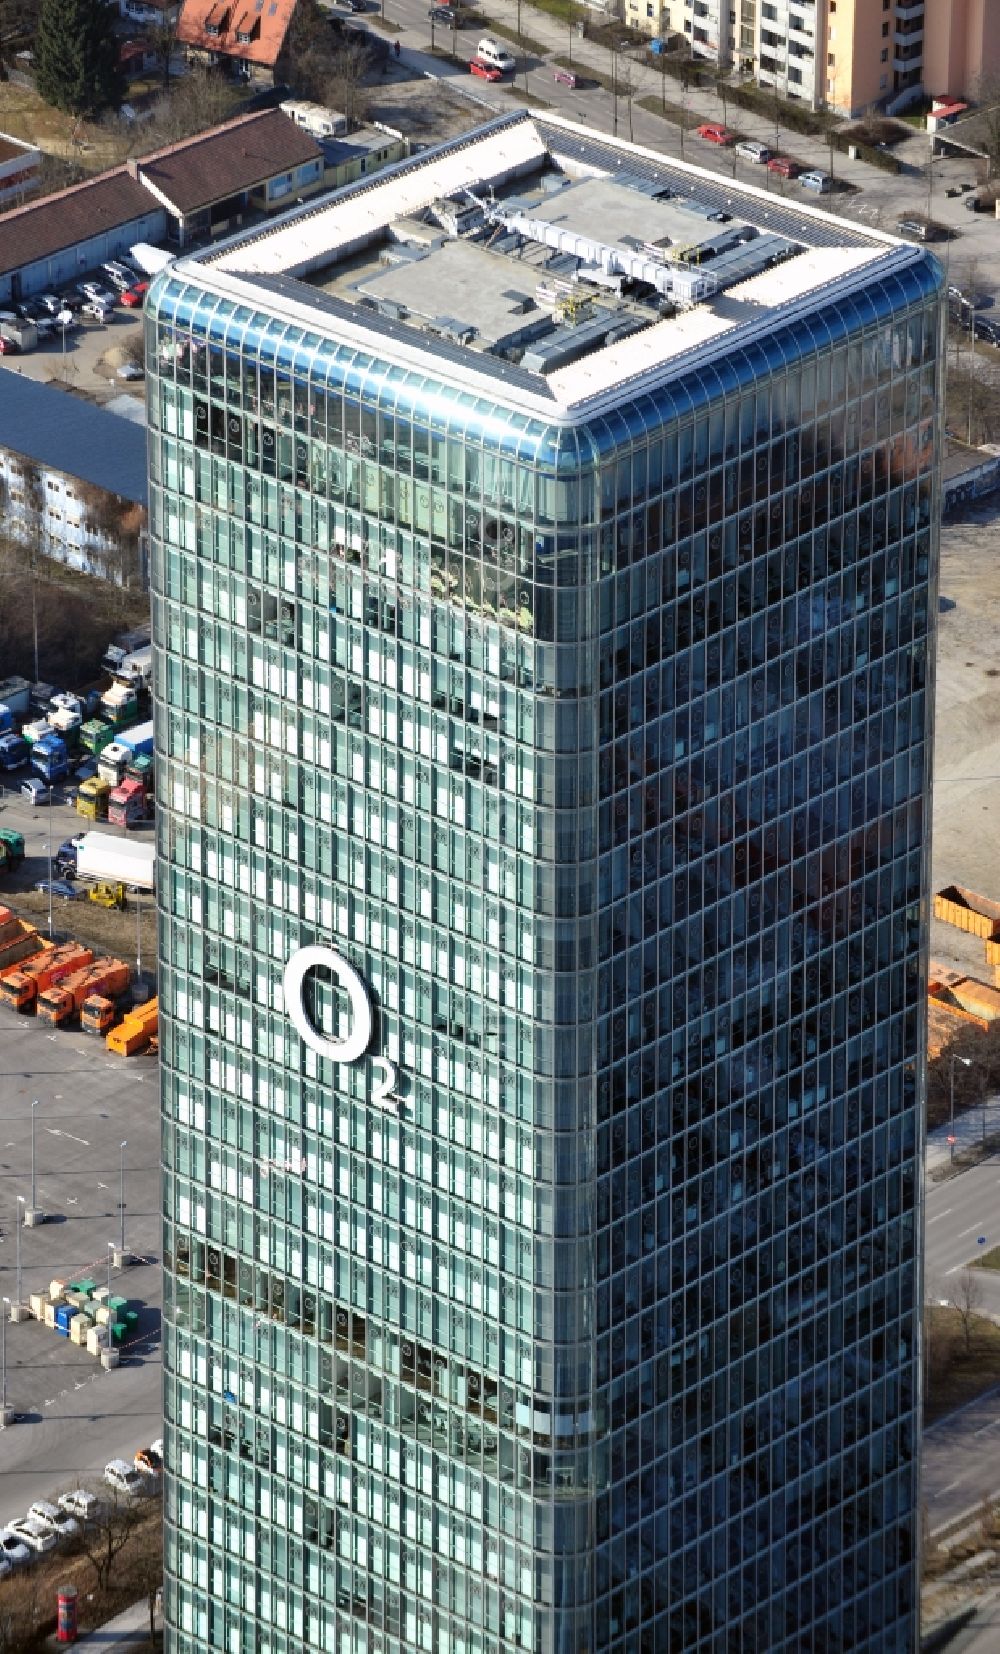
[926, 1103, 1000, 1178]
[69, 1596, 161, 1649]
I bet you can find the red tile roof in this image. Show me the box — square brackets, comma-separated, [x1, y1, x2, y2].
[0, 169, 156, 279]
[134, 109, 321, 215]
[176, 0, 296, 67]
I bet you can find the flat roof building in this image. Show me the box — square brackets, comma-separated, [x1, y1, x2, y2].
[151, 110, 942, 1653]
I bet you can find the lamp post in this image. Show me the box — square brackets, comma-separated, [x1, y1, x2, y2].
[950, 1053, 972, 1163]
[119, 1140, 128, 1261]
[14, 1197, 25, 1315]
[135, 887, 142, 979]
[25, 1099, 42, 1226]
[108, 1241, 114, 1301]
[47, 785, 53, 939]
[0, 1297, 11, 1426]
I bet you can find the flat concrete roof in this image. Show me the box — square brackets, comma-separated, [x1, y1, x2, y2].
[173, 111, 932, 416]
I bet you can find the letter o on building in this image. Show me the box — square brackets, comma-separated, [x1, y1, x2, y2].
[283, 946, 373, 1064]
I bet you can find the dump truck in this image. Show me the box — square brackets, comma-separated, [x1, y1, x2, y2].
[79, 718, 114, 757]
[75, 833, 155, 890]
[37, 957, 130, 1027]
[0, 907, 45, 974]
[76, 776, 112, 822]
[0, 941, 94, 1012]
[0, 829, 25, 875]
[107, 996, 158, 1055]
[82, 985, 129, 1035]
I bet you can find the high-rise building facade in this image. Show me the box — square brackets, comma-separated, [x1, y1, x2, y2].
[151, 112, 942, 1653]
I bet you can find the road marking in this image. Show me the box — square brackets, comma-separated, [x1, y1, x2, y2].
[957, 1223, 986, 1239]
[945, 1265, 964, 1275]
[938, 1479, 963, 1495]
[97, 1181, 107, 1190]
[974, 1420, 1000, 1437]
[44, 1399, 54, 1407]
[45, 1128, 90, 1147]
[927, 1212, 952, 1224]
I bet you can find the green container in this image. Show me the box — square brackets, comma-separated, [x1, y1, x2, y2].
[76, 1279, 97, 1297]
[124, 1309, 139, 1328]
[111, 1322, 125, 1343]
[108, 1296, 129, 1314]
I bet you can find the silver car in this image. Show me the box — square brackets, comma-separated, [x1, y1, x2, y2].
[27, 1500, 80, 1542]
[6, 1517, 56, 1555]
[0, 1528, 32, 1567]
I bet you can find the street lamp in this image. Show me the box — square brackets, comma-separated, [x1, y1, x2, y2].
[1, 1297, 9, 1426]
[26, 1098, 42, 1224]
[119, 1140, 128, 1259]
[135, 887, 142, 979]
[108, 1241, 114, 1301]
[47, 785, 53, 939]
[15, 1196, 24, 1310]
[950, 1053, 973, 1163]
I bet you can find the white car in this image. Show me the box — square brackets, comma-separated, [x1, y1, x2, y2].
[150, 1437, 163, 1460]
[77, 281, 117, 308]
[58, 1489, 100, 1522]
[7, 1517, 56, 1554]
[101, 262, 135, 291]
[20, 778, 53, 805]
[27, 1500, 79, 1542]
[105, 1459, 145, 1498]
[0, 1528, 32, 1567]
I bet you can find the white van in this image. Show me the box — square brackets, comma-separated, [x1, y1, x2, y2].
[735, 140, 770, 164]
[476, 35, 516, 72]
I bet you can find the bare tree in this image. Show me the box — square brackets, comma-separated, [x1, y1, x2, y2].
[75, 1488, 138, 1593]
[950, 1268, 984, 1356]
[974, 75, 1000, 178]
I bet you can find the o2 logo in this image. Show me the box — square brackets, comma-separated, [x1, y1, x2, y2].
[283, 946, 398, 1108]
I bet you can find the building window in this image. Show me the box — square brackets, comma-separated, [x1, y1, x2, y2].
[882, 21, 889, 35]
[881, 48, 888, 60]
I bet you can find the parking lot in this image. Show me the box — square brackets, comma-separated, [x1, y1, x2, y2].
[0, 992, 162, 1529]
[1, 279, 145, 404]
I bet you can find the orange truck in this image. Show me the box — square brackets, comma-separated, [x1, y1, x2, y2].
[0, 942, 93, 1013]
[0, 908, 48, 976]
[106, 996, 158, 1055]
[37, 956, 130, 1028]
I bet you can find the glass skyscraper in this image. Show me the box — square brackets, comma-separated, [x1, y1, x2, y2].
[150, 112, 942, 1653]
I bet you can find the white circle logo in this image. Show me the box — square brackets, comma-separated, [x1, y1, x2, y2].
[283, 946, 373, 1064]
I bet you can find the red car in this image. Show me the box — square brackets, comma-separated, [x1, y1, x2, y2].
[0, 336, 19, 355]
[121, 282, 149, 308]
[767, 155, 800, 178]
[696, 123, 734, 146]
[469, 57, 501, 80]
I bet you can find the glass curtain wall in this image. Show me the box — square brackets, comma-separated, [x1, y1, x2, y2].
[150, 251, 941, 1654]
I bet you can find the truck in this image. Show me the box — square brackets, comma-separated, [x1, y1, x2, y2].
[55, 837, 85, 877]
[0, 318, 36, 351]
[0, 676, 30, 718]
[108, 776, 153, 828]
[31, 734, 69, 784]
[100, 679, 143, 732]
[0, 703, 14, 735]
[0, 829, 25, 873]
[107, 995, 158, 1054]
[37, 957, 130, 1027]
[0, 941, 94, 1012]
[29, 682, 57, 717]
[79, 719, 114, 757]
[98, 723, 154, 788]
[47, 706, 82, 752]
[21, 718, 51, 747]
[0, 733, 28, 771]
[116, 646, 153, 688]
[75, 833, 155, 891]
[76, 777, 112, 821]
[102, 627, 151, 677]
[0, 909, 46, 974]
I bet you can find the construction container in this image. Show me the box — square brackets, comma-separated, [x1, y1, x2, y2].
[934, 885, 1000, 940]
[49, 1279, 66, 1301]
[69, 1314, 93, 1345]
[111, 1322, 126, 1345]
[86, 1325, 108, 1356]
[96, 1304, 117, 1327]
[92, 1286, 110, 1305]
[44, 1303, 58, 1329]
[29, 1293, 46, 1320]
[108, 1296, 129, 1318]
[952, 978, 1000, 1022]
[65, 1291, 89, 1311]
[101, 1348, 120, 1370]
[124, 1309, 139, 1331]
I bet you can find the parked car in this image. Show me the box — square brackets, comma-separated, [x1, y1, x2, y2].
[0, 1529, 33, 1568]
[121, 282, 149, 308]
[696, 123, 734, 146]
[74, 757, 98, 783]
[105, 1459, 146, 1498]
[57, 293, 84, 314]
[470, 56, 502, 79]
[135, 1446, 162, 1478]
[735, 139, 770, 164]
[77, 281, 117, 307]
[429, 3, 453, 16]
[58, 1489, 100, 1522]
[82, 300, 114, 322]
[101, 261, 137, 290]
[799, 169, 833, 194]
[973, 316, 1000, 346]
[7, 1517, 57, 1555]
[767, 155, 800, 178]
[895, 214, 948, 242]
[150, 1437, 164, 1460]
[27, 1501, 79, 1542]
[0, 336, 19, 355]
[20, 778, 53, 805]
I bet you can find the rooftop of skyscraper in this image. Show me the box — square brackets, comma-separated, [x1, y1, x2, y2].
[172, 110, 934, 413]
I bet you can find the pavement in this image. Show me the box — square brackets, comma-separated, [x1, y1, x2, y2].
[67, 1592, 162, 1650]
[5, 309, 144, 405]
[0, 908, 162, 1530]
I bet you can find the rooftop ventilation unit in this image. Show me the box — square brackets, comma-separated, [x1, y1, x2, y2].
[521, 309, 646, 374]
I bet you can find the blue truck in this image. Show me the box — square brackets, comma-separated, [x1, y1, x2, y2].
[0, 733, 28, 771]
[31, 734, 70, 785]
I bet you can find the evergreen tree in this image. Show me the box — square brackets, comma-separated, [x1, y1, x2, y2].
[34, 0, 124, 117]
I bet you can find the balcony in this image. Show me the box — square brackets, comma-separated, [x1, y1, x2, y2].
[894, 26, 922, 46]
[894, 0, 922, 15]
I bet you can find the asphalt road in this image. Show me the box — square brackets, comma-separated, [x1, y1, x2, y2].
[0, 992, 161, 1529]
